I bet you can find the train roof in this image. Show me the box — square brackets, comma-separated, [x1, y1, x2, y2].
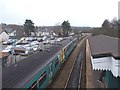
[2, 37, 77, 88]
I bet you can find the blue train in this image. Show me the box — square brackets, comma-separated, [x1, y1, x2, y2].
[2, 37, 77, 89]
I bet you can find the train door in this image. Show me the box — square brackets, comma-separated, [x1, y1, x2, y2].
[61, 49, 65, 63]
[49, 63, 52, 81]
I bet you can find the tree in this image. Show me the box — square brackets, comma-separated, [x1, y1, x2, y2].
[102, 19, 111, 29]
[53, 22, 62, 36]
[24, 19, 35, 36]
[61, 20, 71, 36]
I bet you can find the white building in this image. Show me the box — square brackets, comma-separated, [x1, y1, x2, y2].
[0, 24, 9, 42]
[88, 35, 120, 88]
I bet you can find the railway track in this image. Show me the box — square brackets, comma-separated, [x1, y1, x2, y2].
[47, 36, 87, 89]
[64, 38, 86, 89]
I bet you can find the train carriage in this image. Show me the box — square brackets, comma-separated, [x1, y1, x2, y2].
[64, 38, 77, 61]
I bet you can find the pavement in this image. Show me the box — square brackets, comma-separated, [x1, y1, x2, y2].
[93, 70, 106, 88]
[86, 39, 106, 88]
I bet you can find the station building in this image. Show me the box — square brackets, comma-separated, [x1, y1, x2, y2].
[88, 35, 120, 88]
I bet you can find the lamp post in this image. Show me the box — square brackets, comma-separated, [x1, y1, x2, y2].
[14, 34, 17, 67]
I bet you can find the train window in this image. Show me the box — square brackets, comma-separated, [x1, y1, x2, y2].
[28, 81, 37, 90]
[39, 71, 47, 85]
[65, 44, 71, 53]
[55, 59, 59, 67]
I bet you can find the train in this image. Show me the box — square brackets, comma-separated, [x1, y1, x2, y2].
[2, 37, 77, 89]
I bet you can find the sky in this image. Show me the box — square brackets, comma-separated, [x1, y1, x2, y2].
[0, 0, 119, 27]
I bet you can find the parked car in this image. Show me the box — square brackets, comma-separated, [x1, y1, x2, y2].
[3, 39, 16, 45]
[37, 38, 43, 42]
[43, 40, 50, 44]
[15, 45, 22, 47]
[25, 37, 34, 41]
[32, 45, 40, 52]
[57, 38, 63, 41]
[16, 40, 29, 45]
[50, 40, 55, 45]
[31, 41, 39, 45]
[50, 36, 55, 40]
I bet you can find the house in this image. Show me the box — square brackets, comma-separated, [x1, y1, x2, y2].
[88, 35, 120, 88]
[4, 27, 16, 39]
[0, 24, 9, 42]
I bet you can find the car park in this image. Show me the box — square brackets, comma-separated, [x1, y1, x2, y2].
[32, 37, 37, 41]
[2, 45, 14, 53]
[3, 39, 16, 45]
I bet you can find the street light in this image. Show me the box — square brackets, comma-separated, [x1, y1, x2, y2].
[13, 36, 17, 67]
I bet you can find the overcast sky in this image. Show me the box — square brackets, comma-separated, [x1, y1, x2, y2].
[0, 0, 119, 27]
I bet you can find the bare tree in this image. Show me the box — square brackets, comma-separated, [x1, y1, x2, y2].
[111, 17, 118, 30]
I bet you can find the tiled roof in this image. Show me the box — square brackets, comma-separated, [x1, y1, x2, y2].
[4, 28, 14, 33]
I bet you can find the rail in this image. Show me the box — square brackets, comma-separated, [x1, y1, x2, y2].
[64, 37, 86, 89]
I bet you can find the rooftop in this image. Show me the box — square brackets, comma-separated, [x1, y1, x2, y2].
[88, 35, 120, 59]
[88, 35, 120, 77]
